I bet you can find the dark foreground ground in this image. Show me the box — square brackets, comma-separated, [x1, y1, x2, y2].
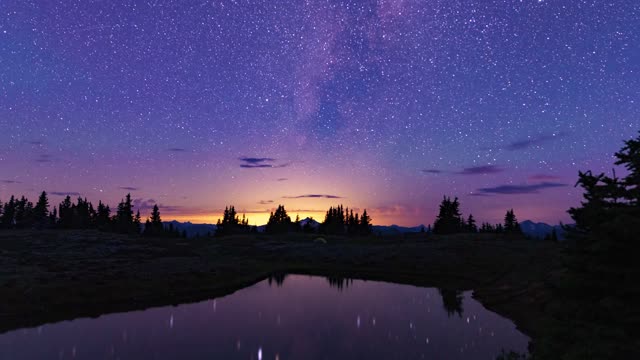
[0, 230, 636, 358]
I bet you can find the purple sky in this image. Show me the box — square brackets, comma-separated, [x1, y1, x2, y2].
[1, 0, 639, 225]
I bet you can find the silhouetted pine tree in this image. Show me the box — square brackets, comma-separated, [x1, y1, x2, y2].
[320, 205, 349, 235]
[293, 214, 302, 232]
[503, 209, 522, 234]
[144, 204, 164, 237]
[566, 132, 640, 292]
[33, 191, 50, 229]
[466, 214, 477, 233]
[115, 194, 137, 234]
[95, 201, 111, 231]
[266, 205, 292, 234]
[216, 205, 249, 236]
[433, 196, 464, 234]
[359, 209, 372, 236]
[133, 210, 141, 231]
[58, 196, 73, 229]
[0, 196, 16, 228]
[14, 196, 34, 229]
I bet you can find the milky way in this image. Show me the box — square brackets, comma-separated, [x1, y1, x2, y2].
[1, 0, 639, 225]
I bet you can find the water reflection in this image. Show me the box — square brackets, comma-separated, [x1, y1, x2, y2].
[325, 276, 353, 290]
[0, 275, 529, 359]
[438, 288, 464, 317]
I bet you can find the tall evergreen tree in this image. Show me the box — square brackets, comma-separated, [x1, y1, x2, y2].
[216, 205, 249, 236]
[115, 194, 135, 234]
[144, 204, 165, 237]
[133, 210, 141, 232]
[95, 201, 111, 231]
[359, 209, 372, 236]
[266, 205, 292, 234]
[58, 196, 74, 229]
[33, 191, 49, 228]
[1, 196, 16, 228]
[466, 214, 477, 233]
[433, 196, 464, 234]
[14, 196, 34, 228]
[566, 132, 640, 289]
[503, 209, 522, 234]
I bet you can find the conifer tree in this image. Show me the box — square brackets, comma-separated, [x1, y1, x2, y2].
[115, 194, 135, 234]
[266, 205, 292, 234]
[359, 209, 372, 236]
[33, 191, 49, 229]
[1, 196, 16, 228]
[145, 204, 164, 236]
[433, 196, 464, 234]
[503, 209, 522, 235]
[566, 132, 640, 292]
[466, 214, 477, 233]
[133, 210, 141, 232]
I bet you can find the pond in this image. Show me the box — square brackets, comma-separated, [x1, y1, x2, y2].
[0, 275, 529, 359]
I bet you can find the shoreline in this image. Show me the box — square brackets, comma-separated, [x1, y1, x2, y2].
[1, 230, 559, 348]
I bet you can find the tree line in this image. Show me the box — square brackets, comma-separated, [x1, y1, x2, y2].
[431, 196, 523, 236]
[213, 204, 373, 236]
[0, 193, 184, 238]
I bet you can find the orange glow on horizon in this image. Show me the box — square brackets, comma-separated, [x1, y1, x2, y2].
[167, 210, 329, 226]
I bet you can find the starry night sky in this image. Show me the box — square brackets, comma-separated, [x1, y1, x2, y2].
[1, 0, 639, 226]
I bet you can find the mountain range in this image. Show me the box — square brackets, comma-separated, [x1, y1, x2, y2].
[165, 218, 567, 240]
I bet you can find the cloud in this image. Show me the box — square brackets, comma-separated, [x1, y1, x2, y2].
[27, 140, 44, 146]
[476, 182, 568, 195]
[119, 186, 140, 191]
[283, 194, 344, 199]
[258, 200, 274, 205]
[133, 198, 157, 212]
[239, 157, 289, 169]
[168, 147, 187, 152]
[240, 157, 275, 164]
[1, 180, 21, 184]
[34, 154, 53, 163]
[50, 191, 81, 196]
[505, 132, 566, 151]
[529, 174, 561, 181]
[422, 169, 443, 174]
[277, 178, 288, 181]
[458, 165, 504, 175]
[240, 164, 274, 168]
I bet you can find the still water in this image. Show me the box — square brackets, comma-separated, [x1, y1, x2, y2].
[0, 275, 528, 359]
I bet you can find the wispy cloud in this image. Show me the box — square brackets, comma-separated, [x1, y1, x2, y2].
[283, 194, 344, 199]
[239, 157, 289, 169]
[50, 191, 81, 196]
[34, 154, 53, 163]
[457, 165, 504, 175]
[258, 200, 274, 205]
[476, 182, 568, 195]
[1, 180, 21, 184]
[422, 169, 443, 174]
[133, 198, 157, 212]
[119, 186, 140, 191]
[168, 147, 187, 152]
[277, 178, 288, 181]
[505, 132, 566, 151]
[240, 157, 275, 164]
